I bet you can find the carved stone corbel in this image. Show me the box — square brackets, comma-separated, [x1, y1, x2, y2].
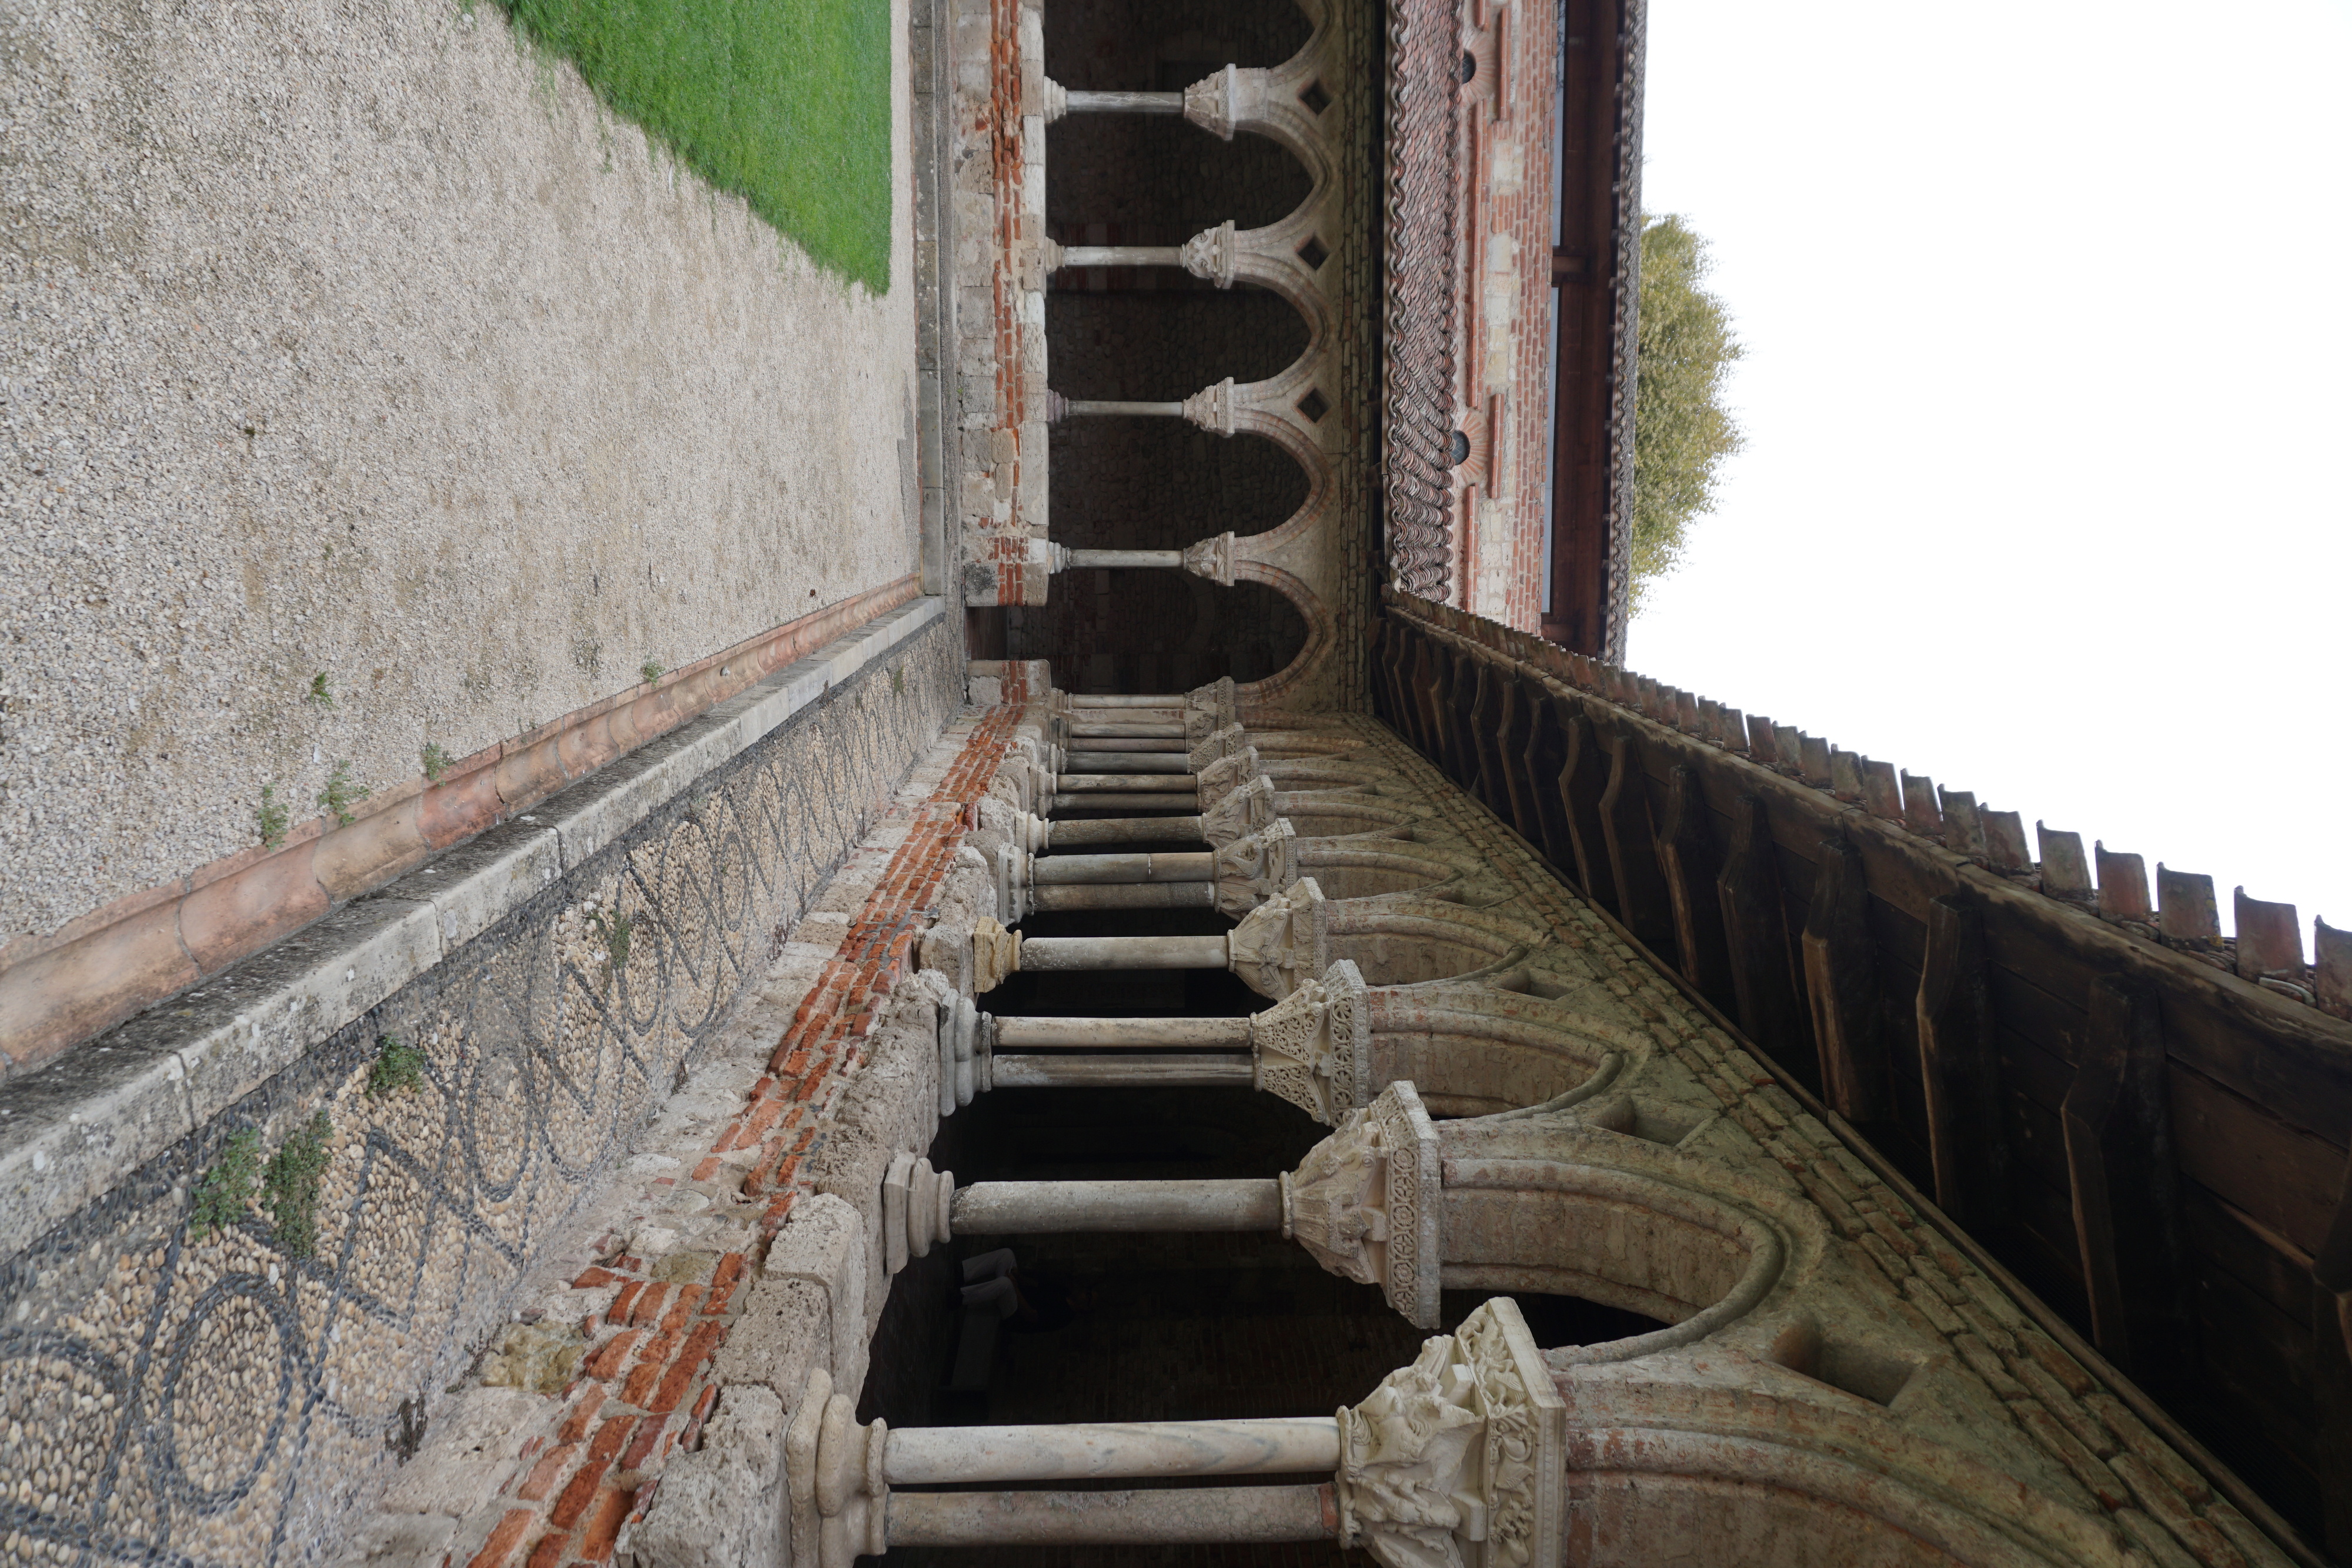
[1282, 1079, 1442, 1328]
[1201, 774, 1278, 849]
[1212, 820, 1298, 917]
[1181, 530, 1237, 587]
[1250, 958, 1371, 1123]
[1180, 220, 1238, 287]
[786, 1369, 890, 1568]
[1181, 377, 1237, 437]
[1335, 1296, 1566, 1568]
[1195, 746, 1262, 811]
[1227, 875, 1328, 999]
[973, 918, 1021, 993]
[1188, 721, 1247, 773]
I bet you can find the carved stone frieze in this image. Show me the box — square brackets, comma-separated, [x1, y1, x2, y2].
[1250, 958, 1371, 1123]
[1181, 530, 1237, 587]
[1212, 820, 1298, 917]
[1181, 62, 1269, 142]
[1187, 721, 1247, 773]
[1200, 774, 1278, 848]
[1335, 1296, 1565, 1568]
[1226, 875, 1328, 999]
[1180, 220, 1238, 288]
[1181, 376, 1237, 437]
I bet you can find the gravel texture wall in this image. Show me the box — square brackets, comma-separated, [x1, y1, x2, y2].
[0, 0, 919, 948]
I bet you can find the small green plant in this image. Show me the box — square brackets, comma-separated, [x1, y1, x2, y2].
[890, 664, 904, 696]
[189, 1128, 264, 1241]
[256, 785, 290, 850]
[587, 908, 634, 978]
[420, 742, 452, 783]
[640, 660, 664, 684]
[308, 673, 335, 708]
[263, 1111, 335, 1259]
[368, 1034, 426, 1098]
[318, 761, 370, 827]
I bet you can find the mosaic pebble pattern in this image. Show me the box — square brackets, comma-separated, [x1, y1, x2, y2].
[0, 618, 962, 1568]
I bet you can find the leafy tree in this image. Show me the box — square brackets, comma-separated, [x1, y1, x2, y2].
[1631, 215, 1745, 610]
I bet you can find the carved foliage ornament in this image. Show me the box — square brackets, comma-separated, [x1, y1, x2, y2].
[1195, 746, 1263, 810]
[1201, 774, 1277, 848]
[1181, 377, 1238, 437]
[1187, 721, 1247, 773]
[1336, 1296, 1566, 1568]
[1251, 957, 1372, 1123]
[1184, 675, 1238, 740]
[1212, 820, 1298, 917]
[1227, 875, 1328, 999]
[1282, 1079, 1441, 1326]
[1180, 220, 1239, 289]
[1181, 530, 1237, 589]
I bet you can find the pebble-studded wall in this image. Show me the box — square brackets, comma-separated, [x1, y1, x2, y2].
[0, 616, 963, 1568]
[1009, 0, 1323, 691]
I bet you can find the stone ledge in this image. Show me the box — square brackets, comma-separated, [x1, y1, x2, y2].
[0, 597, 949, 1267]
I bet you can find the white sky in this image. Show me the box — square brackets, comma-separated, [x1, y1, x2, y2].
[1630, 0, 2352, 944]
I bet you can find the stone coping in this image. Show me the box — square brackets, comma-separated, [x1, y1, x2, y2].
[0, 595, 950, 1267]
[0, 576, 925, 1076]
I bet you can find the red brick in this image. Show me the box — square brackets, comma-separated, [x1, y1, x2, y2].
[582, 1330, 640, 1380]
[619, 1413, 669, 1471]
[577, 1482, 641, 1562]
[557, 1391, 606, 1446]
[571, 1266, 616, 1290]
[679, 1382, 722, 1452]
[467, 1509, 537, 1568]
[605, 1282, 644, 1325]
[710, 1253, 746, 1292]
[657, 1286, 704, 1336]
[650, 1323, 727, 1413]
[701, 1281, 738, 1318]
[629, 1285, 670, 1328]
[523, 1532, 571, 1568]
[620, 1336, 679, 1406]
[690, 1156, 724, 1181]
[550, 1417, 636, 1530]
[516, 1443, 579, 1502]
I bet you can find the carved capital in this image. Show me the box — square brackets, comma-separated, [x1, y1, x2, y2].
[973, 918, 1021, 994]
[1041, 77, 1069, 122]
[1181, 63, 1242, 140]
[1194, 745, 1262, 810]
[995, 844, 1034, 922]
[1336, 1296, 1566, 1568]
[1184, 676, 1239, 739]
[1181, 376, 1237, 437]
[1225, 874, 1327, 999]
[1180, 530, 1237, 587]
[1212, 819, 1298, 917]
[1250, 958, 1371, 1124]
[1201, 774, 1277, 848]
[1187, 721, 1247, 773]
[1180, 219, 1238, 287]
[1284, 1079, 1441, 1326]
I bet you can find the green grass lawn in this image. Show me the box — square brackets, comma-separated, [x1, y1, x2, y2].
[503, 0, 891, 291]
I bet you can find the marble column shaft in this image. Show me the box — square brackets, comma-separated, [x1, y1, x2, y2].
[950, 1178, 1282, 1232]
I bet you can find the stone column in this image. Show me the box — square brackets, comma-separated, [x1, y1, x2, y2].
[787, 1296, 1565, 1568]
[971, 875, 1327, 997]
[882, 1076, 1439, 1329]
[999, 823, 1294, 919]
[976, 959, 1371, 1122]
